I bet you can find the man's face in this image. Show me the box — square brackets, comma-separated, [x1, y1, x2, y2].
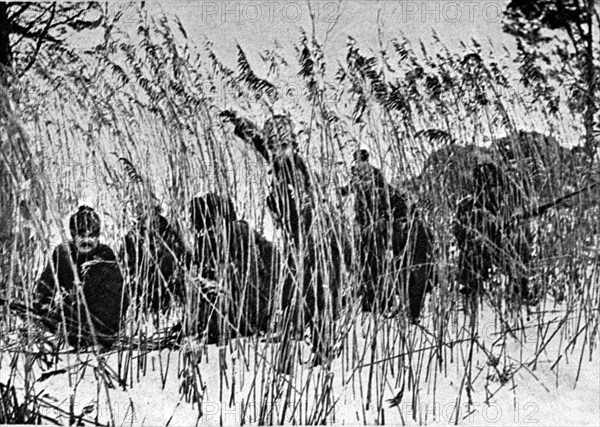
[74, 231, 99, 254]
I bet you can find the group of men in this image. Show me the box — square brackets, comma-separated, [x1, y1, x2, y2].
[29, 111, 532, 354]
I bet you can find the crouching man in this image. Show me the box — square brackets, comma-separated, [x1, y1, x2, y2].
[35, 206, 128, 349]
[189, 193, 282, 344]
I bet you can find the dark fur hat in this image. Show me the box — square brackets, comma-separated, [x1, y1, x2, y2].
[69, 205, 101, 237]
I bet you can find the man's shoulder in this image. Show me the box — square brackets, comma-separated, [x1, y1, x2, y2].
[93, 244, 118, 261]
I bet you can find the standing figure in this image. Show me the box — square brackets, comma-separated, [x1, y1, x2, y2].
[341, 149, 435, 322]
[222, 111, 313, 248]
[221, 111, 342, 364]
[453, 162, 532, 299]
[121, 206, 189, 316]
[343, 148, 409, 226]
[189, 193, 287, 344]
[34, 206, 127, 349]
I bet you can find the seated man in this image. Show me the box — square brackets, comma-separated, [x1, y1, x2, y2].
[121, 206, 189, 315]
[189, 193, 285, 344]
[190, 193, 343, 368]
[35, 206, 128, 349]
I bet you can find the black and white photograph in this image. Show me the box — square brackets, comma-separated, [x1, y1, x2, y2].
[0, 0, 599, 425]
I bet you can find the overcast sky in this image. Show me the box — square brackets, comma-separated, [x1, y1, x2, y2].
[147, 0, 515, 67]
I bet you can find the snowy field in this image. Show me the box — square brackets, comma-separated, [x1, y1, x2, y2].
[5, 297, 596, 426]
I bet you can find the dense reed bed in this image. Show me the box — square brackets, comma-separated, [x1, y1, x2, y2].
[0, 7, 598, 425]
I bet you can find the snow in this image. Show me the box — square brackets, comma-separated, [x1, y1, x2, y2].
[8, 298, 597, 426]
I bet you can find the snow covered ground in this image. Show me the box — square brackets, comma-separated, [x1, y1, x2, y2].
[12, 299, 597, 426]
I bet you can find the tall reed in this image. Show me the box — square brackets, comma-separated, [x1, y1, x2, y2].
[0, 5, 598, 425]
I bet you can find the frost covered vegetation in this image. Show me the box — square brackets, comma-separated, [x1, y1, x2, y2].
[0, 4, 599, 425]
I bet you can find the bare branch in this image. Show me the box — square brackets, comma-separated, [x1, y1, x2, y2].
[6, 4, 31, 22]
[19, 3, 57, 76]
[10, 22, 60, 44]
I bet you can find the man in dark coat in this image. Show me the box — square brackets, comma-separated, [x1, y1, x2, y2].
[453, 162, 532, 299]
[341, 149, 435, 322]
[221, 111, 344, 364]
[189, 193, 285, 344]
[340, 148, 409, 225]
[121, 206, 189, 315]
[220, 111, 313, 248]
[35, 206, 127, 349]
